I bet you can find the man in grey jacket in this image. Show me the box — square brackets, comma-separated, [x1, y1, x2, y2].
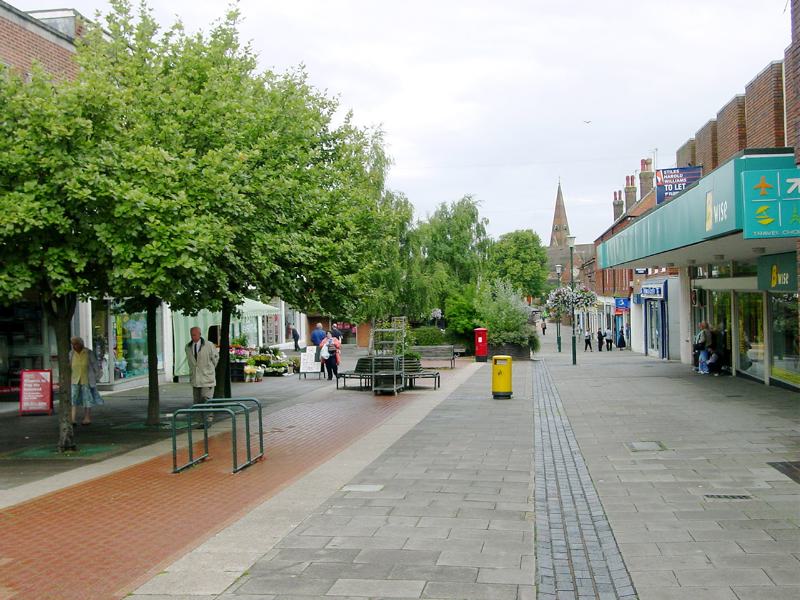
[186, 327, 219, 407]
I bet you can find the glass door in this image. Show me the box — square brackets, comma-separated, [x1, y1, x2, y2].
[736, 292, 765, 381]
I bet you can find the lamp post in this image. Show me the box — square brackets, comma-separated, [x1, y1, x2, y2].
[555, 264, 562, 352]
[567, 236, 577, 366]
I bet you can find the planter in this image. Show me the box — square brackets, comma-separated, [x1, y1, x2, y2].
[488, 343, 532, 361]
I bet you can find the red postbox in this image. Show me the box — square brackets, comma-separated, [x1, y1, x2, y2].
[474, 327, 488, 362]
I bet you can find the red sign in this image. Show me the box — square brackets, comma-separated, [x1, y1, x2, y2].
[19, 370, 53, 415]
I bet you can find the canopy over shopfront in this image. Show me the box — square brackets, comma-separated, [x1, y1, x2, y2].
[598, 149, 799, 388]
[172, 299, 280, 377]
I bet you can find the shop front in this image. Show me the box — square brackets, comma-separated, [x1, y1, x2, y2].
[598, 149, 798, 388]
[638, 279, 680, 359]
[89, 299, 165, 388]
[0, 302, 57, 400]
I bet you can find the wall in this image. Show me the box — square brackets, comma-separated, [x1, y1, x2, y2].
[716, 95, 747, 165]
[676, 139, 696, 168]
[0, 4, 77, 80]
[745, 61, 785, 148]
[695, 120, 718, 174]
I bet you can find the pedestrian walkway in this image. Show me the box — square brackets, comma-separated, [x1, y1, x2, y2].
[1, 333, 798, 600]
[0, 354, 475, 600]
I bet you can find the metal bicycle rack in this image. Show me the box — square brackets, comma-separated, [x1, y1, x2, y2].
[170, 397, 264, 474]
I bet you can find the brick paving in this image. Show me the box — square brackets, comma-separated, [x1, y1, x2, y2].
[534, 359, 636, 600]
[0, 387, 416, 599]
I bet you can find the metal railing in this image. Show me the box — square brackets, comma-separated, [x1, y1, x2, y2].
[170, 397, 264, 474]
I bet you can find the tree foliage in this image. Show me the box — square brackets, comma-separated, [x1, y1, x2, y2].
[487, 229, 548, 298]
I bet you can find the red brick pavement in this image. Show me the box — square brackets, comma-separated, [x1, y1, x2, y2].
[0, 392, 413, 599]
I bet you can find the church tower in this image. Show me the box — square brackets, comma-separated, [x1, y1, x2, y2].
[549, 181, 570, 248]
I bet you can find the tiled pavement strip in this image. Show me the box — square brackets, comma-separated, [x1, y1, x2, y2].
[534, 360, 637, 600]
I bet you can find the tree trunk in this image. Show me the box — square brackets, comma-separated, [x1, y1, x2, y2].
[215, 298, 232, 399]
[44, 293, 78, 452]
[145, 296, 161, 426]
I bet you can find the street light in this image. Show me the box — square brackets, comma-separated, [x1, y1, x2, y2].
[555, 264, 563, 353]
[567, 236, 577, 366]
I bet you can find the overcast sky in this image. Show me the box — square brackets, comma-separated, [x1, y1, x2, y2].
[15, 0, 793, 244]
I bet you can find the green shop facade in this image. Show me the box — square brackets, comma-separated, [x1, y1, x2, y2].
[599, 149, 799, 389]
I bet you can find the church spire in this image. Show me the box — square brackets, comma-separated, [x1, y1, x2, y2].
[549, 181, 570, 248]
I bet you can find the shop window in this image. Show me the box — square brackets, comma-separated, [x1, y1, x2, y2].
[769, 293, 799, 388]
[708, 291, 732, 368]
[710, 262, 732, 279]
[732, 261, 758, 277]
[736, 292, 765, 380]
[110, 302, 162, 380]
[0, 303, 44, 395]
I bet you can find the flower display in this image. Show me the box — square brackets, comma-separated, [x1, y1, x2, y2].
[546, 285, 597, 315]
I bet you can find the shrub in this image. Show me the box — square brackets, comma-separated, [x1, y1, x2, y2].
[412, 326, 446, 345]
[476, 279, 540, 352]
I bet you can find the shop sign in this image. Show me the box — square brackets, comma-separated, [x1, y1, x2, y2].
[633, 268, 648, 275]
[742, 169, 800, 238]
[614, 298, 630, 310]
[656, 166, 702, 204]
[299, 346, 319, 373]
[757, 252, 798, 292]
[19, 370, 53, 415]
[640, 282, 665, 299]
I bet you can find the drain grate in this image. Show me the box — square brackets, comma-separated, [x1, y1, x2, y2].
[704, 494, 752, 501]
[767, 461, 800, 484]
[626, 440, 667, 452]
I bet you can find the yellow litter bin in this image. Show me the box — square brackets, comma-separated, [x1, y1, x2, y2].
[491, 355, 512, 399]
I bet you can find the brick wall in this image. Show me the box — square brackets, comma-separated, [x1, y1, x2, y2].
[745, 61, 785, 148]
[695, 120, 718, 175]
[0, 7, 77, 80]
[676, 139, 696, 168]
[716, 95, 747, 164]
[790, 1, 800, 162]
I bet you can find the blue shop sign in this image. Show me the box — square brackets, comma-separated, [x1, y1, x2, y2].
[640, 281, 666, 299]
[742, 169, 800, 238]
[614, 298, 630, 310]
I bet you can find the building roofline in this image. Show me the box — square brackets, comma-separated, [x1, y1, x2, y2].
[0, 0, 76, 44]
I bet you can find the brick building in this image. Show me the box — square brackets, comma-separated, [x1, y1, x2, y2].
[0, 1, 79, 79]
[596, 7, 800, 387]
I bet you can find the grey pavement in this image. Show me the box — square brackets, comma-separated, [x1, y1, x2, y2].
[132, 330, 798, 600]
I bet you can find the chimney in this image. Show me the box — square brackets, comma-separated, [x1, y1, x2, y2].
[639, 158, 654, 199]
[613, 190, 623, 220]
[624, 175, 637, 211]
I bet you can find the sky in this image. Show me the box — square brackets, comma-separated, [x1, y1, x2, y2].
[14, 0, 793, 244]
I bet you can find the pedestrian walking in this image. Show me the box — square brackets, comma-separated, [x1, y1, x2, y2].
[69, 336, 103, 426]
[584, 329, 592, 351]
[186, 326, 219, 423]
[311, 323, 326, 373]
[291, 325, 300, 351]
[596, 328, 605, 352]
[318, 330, 341, 380]
[616, 330, 627, 350]
[541, 321, 547, 336]
[605, 327, 613, 351]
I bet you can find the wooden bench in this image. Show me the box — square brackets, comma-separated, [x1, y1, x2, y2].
[403, 358, 440, 390]
[337, 357, 373, 390]
[412, 345, 456, 368]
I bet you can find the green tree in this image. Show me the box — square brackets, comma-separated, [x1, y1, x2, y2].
[487, 229, 548, 298]
[0, 64, 119, 450]
[476, 279, 538, 350]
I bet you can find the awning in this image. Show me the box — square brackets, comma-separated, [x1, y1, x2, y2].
[239, 298, 280, 317]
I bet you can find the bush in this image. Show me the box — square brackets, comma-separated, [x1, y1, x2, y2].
[476, 279, 540, 352]
[412, 326, 446, 345]
[444, 285, 480, 353]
